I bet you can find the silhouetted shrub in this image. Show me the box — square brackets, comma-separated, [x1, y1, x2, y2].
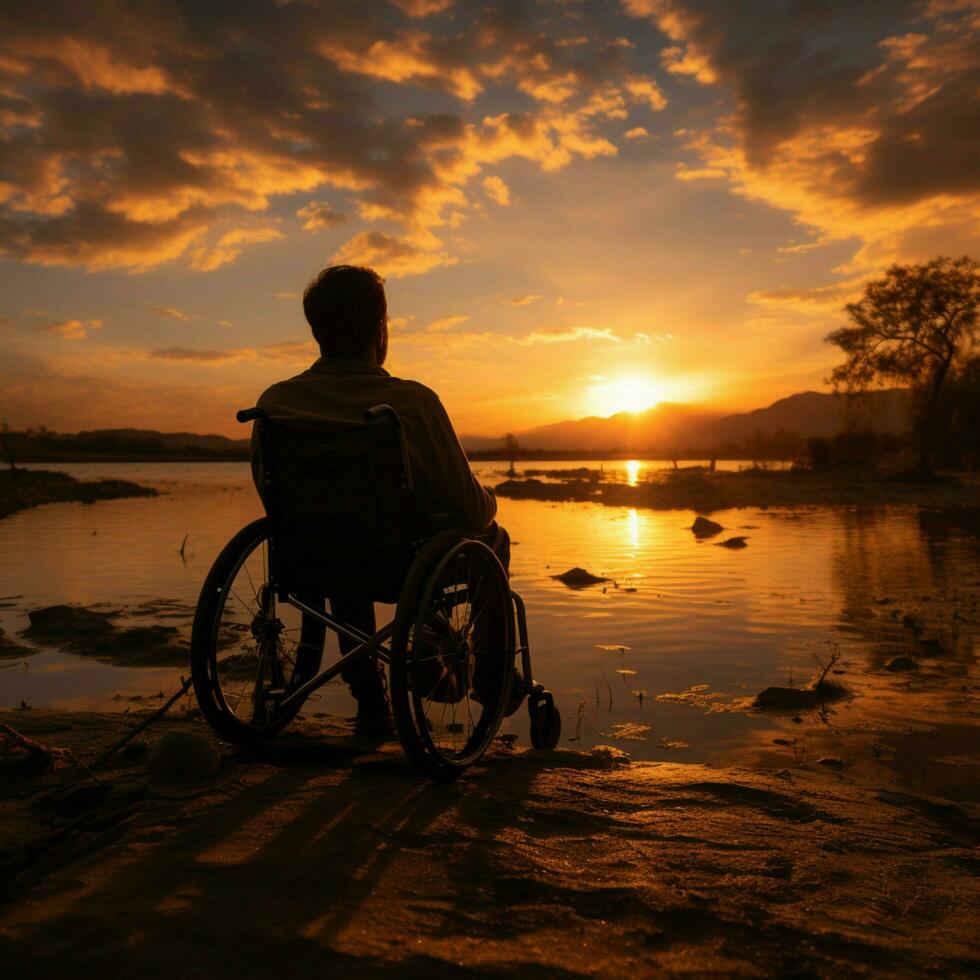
[807, 438, 832, 470]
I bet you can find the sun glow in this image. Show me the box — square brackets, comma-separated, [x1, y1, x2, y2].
[587, 375, 668, 417]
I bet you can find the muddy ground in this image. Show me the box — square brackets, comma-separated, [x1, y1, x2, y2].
[0, 469, 157, 520]
[1, 708, 978, 978]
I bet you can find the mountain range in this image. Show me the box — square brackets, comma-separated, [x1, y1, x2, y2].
[460, 389, 911, 452]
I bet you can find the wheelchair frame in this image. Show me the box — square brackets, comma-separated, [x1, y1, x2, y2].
[192, 405, 561, 779]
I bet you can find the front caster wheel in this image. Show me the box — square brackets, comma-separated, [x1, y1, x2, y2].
[529, 690, 561, 750]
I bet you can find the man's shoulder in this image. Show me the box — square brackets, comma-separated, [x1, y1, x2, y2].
[386, 375, 440, 404]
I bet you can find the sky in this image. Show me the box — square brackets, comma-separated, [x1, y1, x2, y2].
[0, 0, 978, 438]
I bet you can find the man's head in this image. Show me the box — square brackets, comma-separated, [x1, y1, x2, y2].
[303, 265, 388, 364]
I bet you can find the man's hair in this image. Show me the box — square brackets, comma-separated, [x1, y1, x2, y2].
[303, 265, 388, 361]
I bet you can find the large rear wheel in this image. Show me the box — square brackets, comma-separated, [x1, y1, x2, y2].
[191, 519, 324, 744]
[389, 537, 515, 781]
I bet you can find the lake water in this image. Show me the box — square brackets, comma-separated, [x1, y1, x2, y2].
[1, 461, 978, 796]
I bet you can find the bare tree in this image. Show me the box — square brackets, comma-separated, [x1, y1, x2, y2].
[826, 256, 980, 474]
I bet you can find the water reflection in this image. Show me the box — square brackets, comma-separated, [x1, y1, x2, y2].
[0, 462, 976, 796]
[625, 459, 642, 487]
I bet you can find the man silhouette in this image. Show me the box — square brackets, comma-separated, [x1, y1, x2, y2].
[254, 265, 509, 732]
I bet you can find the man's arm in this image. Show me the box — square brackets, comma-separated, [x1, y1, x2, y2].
[417, 392, 496, 531]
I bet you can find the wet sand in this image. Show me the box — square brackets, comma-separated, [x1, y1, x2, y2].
[1, 709, 978, 977]
[0, 469, 157, 520]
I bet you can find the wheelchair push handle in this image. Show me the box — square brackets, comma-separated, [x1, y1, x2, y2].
[236, 407, 268, 424]
[362, 404, 400, 428]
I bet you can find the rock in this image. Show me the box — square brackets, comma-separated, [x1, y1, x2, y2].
[551, 567, 610, 588]
[691, 516, 723, 538]
[902, 613, 924, 634]
[885, 656, 919, 673]
[717, 536, 748, 549]
[147, 731, 221, 784]
[918, 637, 946, 656]
[0, 626, 31, 660]
[122, 738, 150, 759]
[589, 744, 631, 767]
[753, 682, 847, 711]
[23, 604, 186, 667]
[816, 756, 844, 769]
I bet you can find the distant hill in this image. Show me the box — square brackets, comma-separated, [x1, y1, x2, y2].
[511, 403, 724, 452]
[685, 389, 911, 450]
[3, 427, 250, 462]
[73, 429, 251, 453]
[461, 389, 911, 453]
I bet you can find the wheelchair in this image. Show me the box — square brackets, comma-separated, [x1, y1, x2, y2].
[190, 404, 560, 781]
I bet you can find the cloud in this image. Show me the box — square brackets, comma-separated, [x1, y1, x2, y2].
[481, 175, 510, 206]
[626, 0, 980, 269]
[748, 277, 866, 314]
[674, 165, 726, 181]
[189, 226, 283, 272]
[519, 326, 620, 345]
[504, 294, 543, 306]
[624, 126, 650, 140]
[36, 318, 104, 340]
[330, 230, 456, 277]
[149, 340, 316, 365]
[152, 307, 192, 321]
[0, 2, 664, 273]
[426, 314, 470, 331]
[296, 201, 348, 232]
[389, 0, 454, 17]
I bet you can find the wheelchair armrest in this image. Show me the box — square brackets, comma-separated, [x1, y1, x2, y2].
[237, 407, 268, 424]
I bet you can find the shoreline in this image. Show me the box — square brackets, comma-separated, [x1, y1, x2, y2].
[0, 468, 158, 520]
[1, 707, 977, 976]
[494, 468, 980, 511]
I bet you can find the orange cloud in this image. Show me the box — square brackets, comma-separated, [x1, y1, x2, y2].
[149, 340, 316, 365]
[330, 231, 456, 277]
[152, 307, 192, 321]
[504, 294, 543, 306]
[389, 0, 454, 16]
[189, 226, 283, 272]
[481, 175, 510, 205]
[36, 318, 104, 340]
[0, 3, 671, 273]
[296, 201, 348, 232]
[627, 0, 980, 272]
[426, 314, 470, 331]
[519, 326, 620, 345]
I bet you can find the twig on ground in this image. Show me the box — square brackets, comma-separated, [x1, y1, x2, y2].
[92, 675, 194, 768]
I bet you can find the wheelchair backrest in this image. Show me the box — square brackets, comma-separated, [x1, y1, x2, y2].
[251, 409, 421, 602]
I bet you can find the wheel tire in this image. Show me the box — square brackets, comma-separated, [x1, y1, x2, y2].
[529, 692, 561, 750]
[191, 518, 313, 745]
[389, 535, 514, 781]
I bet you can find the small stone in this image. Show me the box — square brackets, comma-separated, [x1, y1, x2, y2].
[884, 656, 919, 673]
[147, 730, 221, 784]
[902, 613, 924, 634]
[717, 536, 748, 549]
[551, 567, 610, 588]
[691, 516, 723, 538]
[122, 738, 149, 759]
[589, 744, 631, 767]
[816, 756, 844, 769]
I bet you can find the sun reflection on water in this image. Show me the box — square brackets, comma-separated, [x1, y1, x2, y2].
[625, 459, 642, 487]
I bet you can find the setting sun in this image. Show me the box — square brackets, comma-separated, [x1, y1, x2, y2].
[587, 376, 667, 417]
